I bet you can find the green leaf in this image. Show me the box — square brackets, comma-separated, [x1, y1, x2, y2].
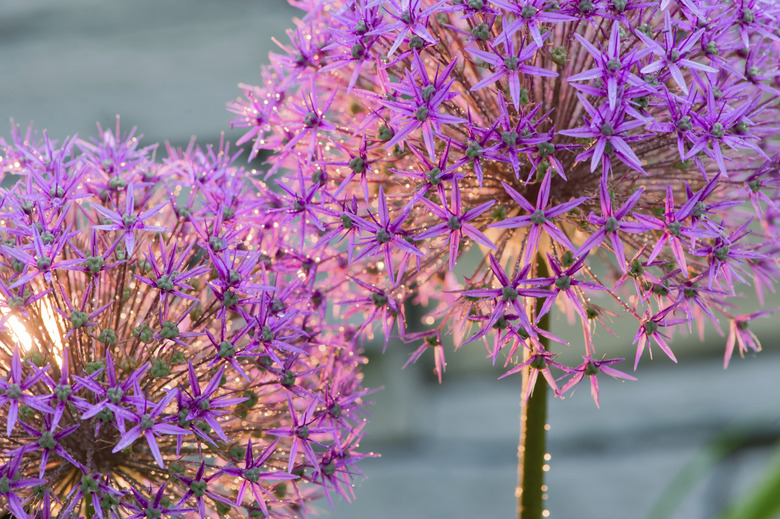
[717, 442, 780, 519]
[646, 423, 778, 519]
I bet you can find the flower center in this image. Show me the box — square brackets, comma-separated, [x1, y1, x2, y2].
[447, 216, 462, 230]
[521, 5, 537, 18]
[555, 275, 572, 291]
[219, 341, 236, 358]
[121, 214, 137, 228]
[605, 216, 621, 232]
[502, 131, 518, 147]
[504, 56, 519, 70]
[530, 210, 547, 225]
[606, 58, 621, 72]
[303, 111, 319, 128]
[501, 286, 518, 301]
[414, 106, 430, 122]
[376, 228, 392, 243]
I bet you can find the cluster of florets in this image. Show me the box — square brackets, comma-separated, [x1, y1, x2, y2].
[230, 0, 780, 406]
[0, 120, 371, 518]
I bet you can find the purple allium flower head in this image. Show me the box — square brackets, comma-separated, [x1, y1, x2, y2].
[0, 118, 372, 517]
[230, 0, 780, 411]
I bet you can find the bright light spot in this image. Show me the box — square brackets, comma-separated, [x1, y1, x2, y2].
[4, 314, 33, 351]
[1, 302, 63, 366]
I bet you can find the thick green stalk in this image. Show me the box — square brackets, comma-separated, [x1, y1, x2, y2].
[516, 258, 550, 519]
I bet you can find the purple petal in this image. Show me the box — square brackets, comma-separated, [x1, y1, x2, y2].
[145, 430, 165, 468]
[113, 425, 142, 453]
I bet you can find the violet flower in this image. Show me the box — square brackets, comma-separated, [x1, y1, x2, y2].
[489, 173, 587, 264]
[111, 389, 190, 468]
[90, 183, 166, 256]
[0, 346, 53, 437]
[467, 34, 558, 111]
[0, 455, 46, 519]
[414, 180, 496, 270]
[560, 356, 636, 408]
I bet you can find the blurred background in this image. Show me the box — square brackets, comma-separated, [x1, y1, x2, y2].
[1, 1, 778, 518]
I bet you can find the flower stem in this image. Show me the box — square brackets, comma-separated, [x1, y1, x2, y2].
[517, 257, 549, 519]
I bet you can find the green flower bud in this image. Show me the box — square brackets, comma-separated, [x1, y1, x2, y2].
[85, 256, 104, 274]
[170, 350, 186, 365]
[108, 176, 127, 190]
[107, 387, 125, 404]
[67, 310, 88, 329]
[98, 328, 117, 345]
[133, 324, 154, 344]
[584, 362, 599, 376]
[420, 85, 436, 102]
[54, 384, 72, 402]
[518, 86, 530, 105]
[554, 275, 572, 291]
[303, 111, 319, 128]
[281, 370, 296, 387]
[376, 228, 391, 243]
[530, 209, 547, 225]
[223, 290, 240, 308]
[501, 286, 518, 301]
[643, 321, 658, 335]
[611, 0, 627, 11]
[409, 35, 425, 49]
[36, 256, 51, 271]
[628, 259, 644, 277]
[414, 106, 429, 122]
[86, 361, 105, 378]
[371, 292, 388, 307]
[11, 258, 24, 273]
[348, 156, 365, 173]
[160, 321, 179, 339]
[150, 358, 170, 378]
[377, 125, 394, 141]
[550, 46, 567, 65]
[38, 431, 56, 450]
[471, 23, 490, 40]
[219, 341, 236, 358]
[209, 236, 225, 252]
[465, 140, 483, 159]
[81, 475, 100, 495]
[190, 480, 208, 498]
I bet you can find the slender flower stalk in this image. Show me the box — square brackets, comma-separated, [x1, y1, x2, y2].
[516, 256, 549, 519]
